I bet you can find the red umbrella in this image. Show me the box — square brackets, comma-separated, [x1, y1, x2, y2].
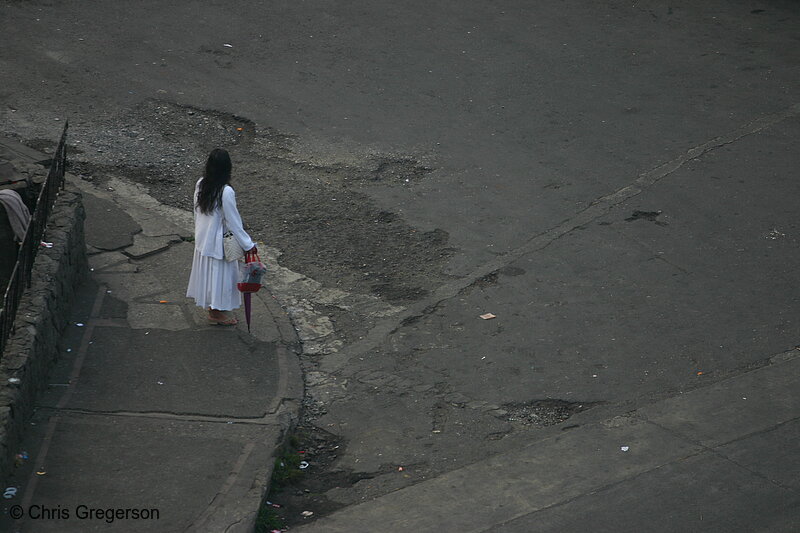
[237, 250, 266, 333]
[242, 292, 253, 333]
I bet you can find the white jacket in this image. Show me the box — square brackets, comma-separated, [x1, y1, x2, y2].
[193, 179, 254, 259]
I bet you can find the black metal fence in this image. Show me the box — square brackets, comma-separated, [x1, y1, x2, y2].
[0, 122, 68, 358]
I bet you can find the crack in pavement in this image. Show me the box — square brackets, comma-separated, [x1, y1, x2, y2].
[480, 437, 707, 533]
[188, 441, 257, 532]
[641, 413, 800, 495]
[222, 518, 245, 533]
[708, 417, 800, 495]
[38, 406, 283, 424]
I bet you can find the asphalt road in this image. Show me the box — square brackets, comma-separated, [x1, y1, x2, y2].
[2, 0, 799, 525]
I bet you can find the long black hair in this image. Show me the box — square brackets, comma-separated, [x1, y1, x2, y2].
[196, 148, 232, 214]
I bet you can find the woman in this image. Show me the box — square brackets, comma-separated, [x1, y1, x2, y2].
[186, 148, 256, 325]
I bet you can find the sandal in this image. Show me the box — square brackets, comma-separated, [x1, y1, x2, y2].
[208, 315, 238, 326]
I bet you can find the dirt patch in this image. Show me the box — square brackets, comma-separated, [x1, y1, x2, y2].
[234, 156, 453, 303]
[258, 425, 377, 530]
[57, 99, 455, 304]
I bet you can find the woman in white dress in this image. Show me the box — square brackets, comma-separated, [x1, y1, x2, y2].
[186, 148, 256, 325]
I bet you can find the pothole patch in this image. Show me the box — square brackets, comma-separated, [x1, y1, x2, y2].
[499, 399, 600, 427]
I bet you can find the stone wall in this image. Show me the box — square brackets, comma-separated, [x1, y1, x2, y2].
[0, 182, 87, 481]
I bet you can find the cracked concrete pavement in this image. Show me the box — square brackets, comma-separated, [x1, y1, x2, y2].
[1, 0, 799, 530]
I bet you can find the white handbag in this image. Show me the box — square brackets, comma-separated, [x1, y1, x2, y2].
[223, 232, 245, 262]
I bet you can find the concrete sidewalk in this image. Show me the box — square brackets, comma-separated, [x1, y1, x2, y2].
[0, 137, 303, 532]
[295, 349, 800, 533]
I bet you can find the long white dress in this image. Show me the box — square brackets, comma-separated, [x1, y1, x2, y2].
[186, 180, 255, 311]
